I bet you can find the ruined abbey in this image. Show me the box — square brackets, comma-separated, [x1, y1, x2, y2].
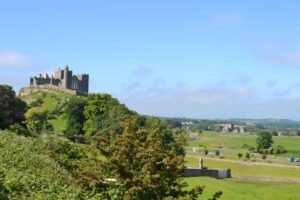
[29, 65, 89, 96]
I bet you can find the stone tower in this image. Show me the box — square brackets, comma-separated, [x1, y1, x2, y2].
[64, 65, 69, 89]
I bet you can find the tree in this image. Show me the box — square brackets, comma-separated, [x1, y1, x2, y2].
[0, 85, 27, 129]
[83, 94, 136, 138]
[238, 153, 243, 159]
[64, 97, 87, 138]
[245, 152, 250, 160]
[25, 107, 48, 134]
[204, 149, 209, 155]
[256, 131, 273, 150]
[95, 117, 210, 199]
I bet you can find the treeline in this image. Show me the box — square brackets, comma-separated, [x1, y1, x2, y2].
[162, 117, 300, 134]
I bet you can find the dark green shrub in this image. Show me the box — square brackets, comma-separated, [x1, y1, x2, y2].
[8, 123, 31, 137]
[238, 153, 243, 159]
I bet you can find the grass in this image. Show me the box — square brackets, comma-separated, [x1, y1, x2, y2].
[185, 156, 300, 179]
[185, 133, 300, 199]
[185, 177, 300, 200]
[49, 115, 66, 133]
[187, 132, 300, 157]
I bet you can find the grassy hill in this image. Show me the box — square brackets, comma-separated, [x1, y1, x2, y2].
[20, 88, 74, 133]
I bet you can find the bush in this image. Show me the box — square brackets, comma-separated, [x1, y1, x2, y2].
[241, 144, 250, 148]
[262, 154, 267, 160]
[238, 153, 243, 159]
[245, 152, 250, 160]
[215, 150, 220, 156]
[275, 145, 287, 154]
[8, 123, 31, 137]
[204, 149, 209, 155]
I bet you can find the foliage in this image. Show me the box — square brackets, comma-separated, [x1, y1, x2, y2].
[262, 154, 267, 160]
[256, 131, 273, 150]
[83, 93, 136, 138]
[275, 145, 287, 154]
[204, 149, 209, 155]
[0, 171, 9, 200]
[245, 152, 250, 159]
[8, 123, 32, 137]
[96, 117, 205, 199]
[237, 153, 243, 159]
[24, 107, 48, 134]
[64, 97, 87, 138]
[215, 150, 220, 156]
[0, 85, 27, 129]
[0, 131, 81, 199]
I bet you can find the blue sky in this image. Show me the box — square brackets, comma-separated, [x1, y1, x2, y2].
[1, 0, 300, 119]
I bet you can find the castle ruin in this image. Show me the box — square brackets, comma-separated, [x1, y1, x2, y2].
[29, 65, 89, 96]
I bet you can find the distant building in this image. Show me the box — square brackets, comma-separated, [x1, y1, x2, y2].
[29, 65, 89, 96]
[215, 124, 246, 133]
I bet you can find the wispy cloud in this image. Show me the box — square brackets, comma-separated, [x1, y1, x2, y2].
[121, 83, 257, 119]
[0, 51, 50, 92]
[268, 51, 300, 68]
[0, 51, 35, 69]
[133, 66, 153, 77]
[251, 35, 300, 68]
[209, 11, 242, 26]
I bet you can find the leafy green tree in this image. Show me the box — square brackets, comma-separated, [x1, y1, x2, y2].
[0, 85, 27, 129]
[238, 153, 243, 159]
[204, 149, 209, 155]
[83, 94, 136, 138]
[245, 152, 250, 160]
[25, 107, 48, 134]
[96, 117, 209, 199]
[256, 131, 273, 150]
[64, 97, 87, 138]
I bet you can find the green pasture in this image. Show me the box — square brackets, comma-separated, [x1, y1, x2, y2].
[185, 156, 300, 179]
[188, 132, 300, 155]
[185, 177, 300, 200]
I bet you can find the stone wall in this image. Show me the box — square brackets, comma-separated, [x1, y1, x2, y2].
[183, 168, 231, 179]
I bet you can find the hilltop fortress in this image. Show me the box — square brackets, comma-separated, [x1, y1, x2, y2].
[21, 66, 89, 96]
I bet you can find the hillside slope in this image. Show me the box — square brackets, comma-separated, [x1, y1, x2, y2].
[20, 88, 75, 133]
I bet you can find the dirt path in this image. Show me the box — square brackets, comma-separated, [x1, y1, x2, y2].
[186, 154, 300, 169]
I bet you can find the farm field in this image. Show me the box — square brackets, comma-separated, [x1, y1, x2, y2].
[184, 133, 300, 199]
[188, 132, 300, 151]
[187, 132, 300, 159]
[185, 177, 300, 200]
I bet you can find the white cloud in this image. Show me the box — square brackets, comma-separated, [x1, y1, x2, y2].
[121, 84, 300, 120]
[0, 51, 35, 69]
[121, 84, 258, 119]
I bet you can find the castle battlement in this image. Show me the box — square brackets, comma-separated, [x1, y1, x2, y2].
[29, 65, 89, 96]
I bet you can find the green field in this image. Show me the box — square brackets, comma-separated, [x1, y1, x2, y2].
[185, 177, 300, 200]
[188, 133, 300, 151]
[185, 156, 300, 179]
[184, 133, 300, 199]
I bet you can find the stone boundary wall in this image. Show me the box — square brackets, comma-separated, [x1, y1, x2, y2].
[183, 168, 231, 179]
